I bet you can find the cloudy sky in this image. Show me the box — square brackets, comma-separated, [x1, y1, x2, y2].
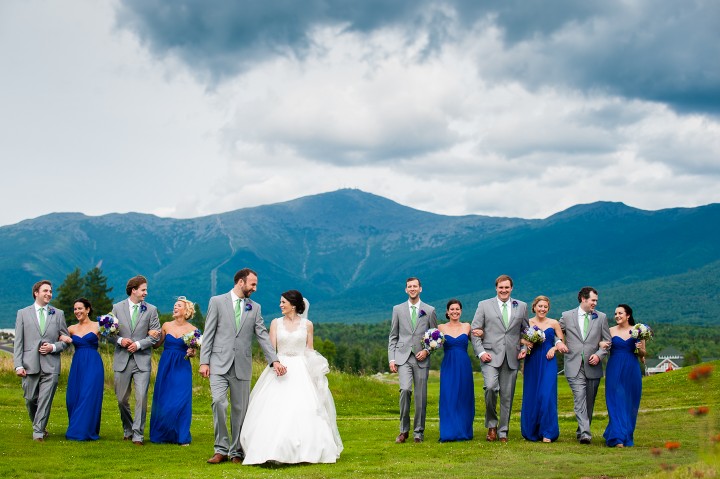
[1, 0, 718, 226]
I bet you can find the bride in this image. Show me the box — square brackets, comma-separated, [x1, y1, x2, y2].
[240, 290, 343, 464]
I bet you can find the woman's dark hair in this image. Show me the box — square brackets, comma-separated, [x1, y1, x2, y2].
[617, 303, 635, 326]
[445, 299, 462, 320]
[73, 297, 93, 318]
[281, 290, 306, 315]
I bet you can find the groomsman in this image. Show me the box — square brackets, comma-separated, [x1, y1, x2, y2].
[14, 280, 69, 441]
[199, 268, 285, 464]
[388, 277, 438, 443]
[112, 275, 160, 445]
[559, 286, 610, 444]
[470, 274, 528, 443]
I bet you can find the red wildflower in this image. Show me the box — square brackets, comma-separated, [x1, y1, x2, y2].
[689, 406, 711, 416]
[711, 433, 720, 443]
[688, 364, 714, 381]
[664, 441, 681, 451]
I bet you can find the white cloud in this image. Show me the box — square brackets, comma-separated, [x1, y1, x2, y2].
[0, 0, 718, 228]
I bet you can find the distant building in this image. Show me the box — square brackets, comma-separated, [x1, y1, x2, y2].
[645, 347, 684, 375]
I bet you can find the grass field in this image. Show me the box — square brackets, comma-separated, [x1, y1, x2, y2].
[0, 350, 717, 479]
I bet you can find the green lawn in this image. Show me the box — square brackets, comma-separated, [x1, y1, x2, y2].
[0, 352, 717, 479]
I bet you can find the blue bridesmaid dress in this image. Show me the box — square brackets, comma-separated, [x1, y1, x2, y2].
[150, 334, 192, 444]
[520, 328, 559, 442]
[439, 333, 475, 442]
[603, 335, 642, 447]
[66, 333, 104, 440]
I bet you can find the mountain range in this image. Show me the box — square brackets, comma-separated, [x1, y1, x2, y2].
[1, 189, 718, 328]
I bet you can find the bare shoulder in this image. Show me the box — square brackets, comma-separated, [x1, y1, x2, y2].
[305, 319, 314, 330]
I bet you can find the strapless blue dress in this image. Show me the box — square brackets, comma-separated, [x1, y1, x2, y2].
[439, 333, 475, 441]
[520, 328, 559, 441]
[150, 335, 192, 444]
[66, 333, 104, 440]
[603, 335, 642, 447]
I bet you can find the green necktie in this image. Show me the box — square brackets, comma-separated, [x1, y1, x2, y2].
[235, 299, 242, 330]
[411, 306, 417, 330]
[38, 307, 46, 334]
[583, 313, 590, 339]
[502, 302, 509, 328]
[131, 304, 139, 329]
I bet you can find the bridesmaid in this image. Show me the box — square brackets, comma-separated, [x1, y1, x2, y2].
[603, 304, 645, 448]
[60, 298, 104, 441]
[520, 295, 565, 443]
[438, 299, 475, 442]
[149, 296, 198, 445]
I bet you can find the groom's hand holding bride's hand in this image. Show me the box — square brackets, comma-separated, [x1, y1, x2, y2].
[272, 361, 287, 376]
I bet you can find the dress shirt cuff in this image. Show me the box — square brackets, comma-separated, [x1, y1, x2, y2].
[15, 366, 24, 372]
[117, 337, 123, 345]
[135, 341, 142, 350]
[554, 339, 562, 345]
[51, 344, 57, 353]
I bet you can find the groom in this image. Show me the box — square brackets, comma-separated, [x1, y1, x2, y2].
[470, 274, 528, 443]
[200, 268, 286, 464]
[14, 280, 69, 441]
[559, 286, 610, 444]
[388, 277, 438, 443]
[112, 275, 160, 445]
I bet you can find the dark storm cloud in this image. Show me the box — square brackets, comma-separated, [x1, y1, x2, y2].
[116, 0, 719, 114]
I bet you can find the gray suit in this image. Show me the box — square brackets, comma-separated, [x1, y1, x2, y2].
[13, 304, 69, 439]
[388, 300, 438, 439]
[200, 293, 278, 459]
[470, 297, 529, 439]
[112, 299, 160, 442]
[559, 308, 611, 441]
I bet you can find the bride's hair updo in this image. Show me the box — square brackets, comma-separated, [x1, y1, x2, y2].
[281, 290, 306, 315]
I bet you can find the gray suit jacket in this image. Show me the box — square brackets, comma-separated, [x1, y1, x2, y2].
[199, 293, 278, 380]
[14, 305, 69, 374]
[559, 308, 611, 379]
[112, 299, 160, 372]
[388, 301, 438, 368]
[470, 297, 529, 370]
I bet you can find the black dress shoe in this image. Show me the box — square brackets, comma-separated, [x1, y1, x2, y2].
[579, 437, 591, 445]
[414, 437, 423, 443]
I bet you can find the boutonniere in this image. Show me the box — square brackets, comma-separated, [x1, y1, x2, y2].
[47, 307, 56, 315]
[591, 312, 598, 320]
[512, 300, 518, 308]
[245, 301, 253, 312]
[140, 303, 147, 313]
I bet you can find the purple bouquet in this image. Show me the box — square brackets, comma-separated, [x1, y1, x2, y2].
[181, 329, 203, 360]
[423, 328, 445, 352]
[97, 313, 119, 337]
[522, 325, 546, 355]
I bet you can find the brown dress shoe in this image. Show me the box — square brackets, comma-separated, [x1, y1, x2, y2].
[231, 457, 243, 464]
[132, 440, 144, 446]
[486, 427, 497, 442]
[499, 437, 508, 443]
[207, 453, 228, 464]
[395, 432, 409, 444]
[34, 437, 44, 442]
[43, 429, 49, 438]
[414, 437, 423, 443]
[123, 435, 132, 441]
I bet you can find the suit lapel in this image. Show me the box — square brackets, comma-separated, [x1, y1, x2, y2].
[571, 310, 584, 342]
[27, 306, 42, 335]
[118, 299, 131, 330]
[238, 299, 251, 336]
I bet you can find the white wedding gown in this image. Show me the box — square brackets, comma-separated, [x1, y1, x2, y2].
[240, 317, 343, 464]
